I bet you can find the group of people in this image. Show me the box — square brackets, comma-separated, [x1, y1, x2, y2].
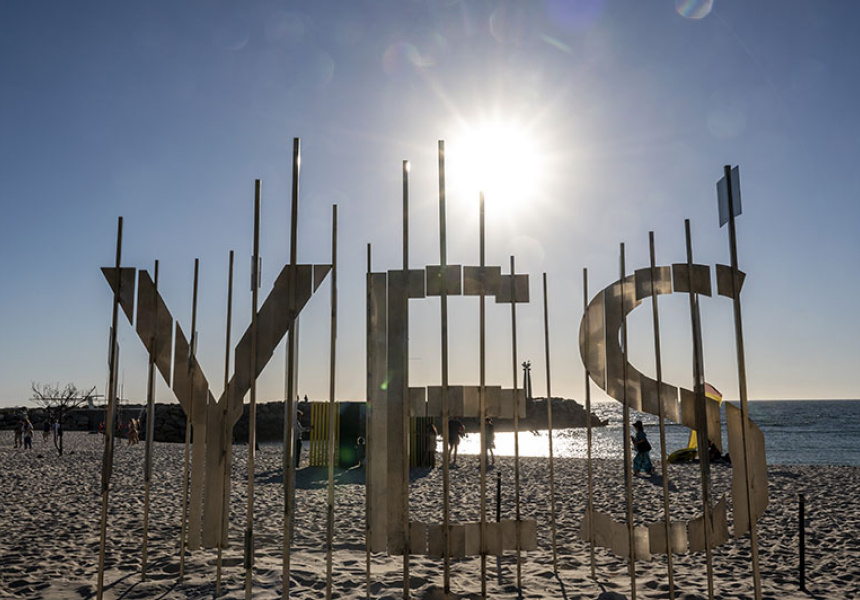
[444, 417, 495, 468]
[12, 417, 61, 450]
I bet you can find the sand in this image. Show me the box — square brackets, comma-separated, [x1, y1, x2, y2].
[1, 431, 857, 599]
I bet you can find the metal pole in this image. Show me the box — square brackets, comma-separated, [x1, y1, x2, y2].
[509, 257, 522, 593]
[724, 165, 763, 600]
[142, 259, 158, 581]
[684, 220, 715, 600]
[365, 243, 373, 600]
[179, 258, 199, 580]
[217, 251, 234, 596]
[326, 205, 338, 600]
[97, 216, 123, 600]
[245, 179, 262, 599]
[438, 141, 452, 599]
[541, 274, 558, 573]
[478, 193, 487, 599]
[402, 160, 412, 599]
[799, 494, 806, 592]
[496, 470, 502, 586]
[284, 137, 301, 598]
[648, 233, 675, 600]
[620, 244, 636, 600]
[583, 269, 596, 580]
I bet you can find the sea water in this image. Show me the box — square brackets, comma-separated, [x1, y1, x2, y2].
[450, 400, 860, 467]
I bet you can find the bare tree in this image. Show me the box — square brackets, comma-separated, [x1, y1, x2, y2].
[31, 382, 97, 456]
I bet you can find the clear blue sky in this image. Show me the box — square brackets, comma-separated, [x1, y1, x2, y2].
[1, 1, 858, 409]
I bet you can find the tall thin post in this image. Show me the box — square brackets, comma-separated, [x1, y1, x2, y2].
[284, 137, 301, 598]
[142, 259, 159, 581]
[723, 165, 762, 600]
[799, 494, 806, 592]
[478, 193, 488, 599]
[438, 141, 452, 598]
[684, 220, 715, 600]
[583, 269, 596, 580]
[620, 244, 637, 600]
[541, 274, 558, 573]
[97, 216, 123, 600]
[648, 232, 675, 600]
[179, 258, 200, 580]
[326, 205, 338, 600]
[509, 256, 522, 593]
[216, 251, 234, 595]
[245, 180, 262, 599]
[365, 243, 373, 600]
[402, 160, 412, 599]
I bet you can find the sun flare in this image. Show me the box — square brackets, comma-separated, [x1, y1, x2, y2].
[448, 120, 543, 215]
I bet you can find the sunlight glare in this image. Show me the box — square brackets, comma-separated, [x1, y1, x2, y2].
[449, 120, 543, 215]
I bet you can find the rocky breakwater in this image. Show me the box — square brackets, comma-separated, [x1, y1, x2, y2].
[461, 396, 607, 433]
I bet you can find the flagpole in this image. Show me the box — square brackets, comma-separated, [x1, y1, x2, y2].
[620, 244, 637, 600]
[97, 216, 123, 600]
[722, 165, 762, 600]
[683, 220, 715, 600]
[142, 259, 159, 582]
[648, 232, 675, 600]
[583, 268, 596, 580]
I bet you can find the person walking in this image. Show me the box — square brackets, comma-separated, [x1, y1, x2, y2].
[484, 417, 495, 467]
[631, 420, 653, 477]
[448, 419, 465, 467]
[23, 419, 34, 450]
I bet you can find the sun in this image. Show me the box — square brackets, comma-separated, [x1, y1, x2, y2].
[448, 119, 544, 215]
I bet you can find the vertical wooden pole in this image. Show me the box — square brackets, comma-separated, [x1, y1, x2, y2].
[97, 216, 123, 600]
[245, 179, 262, 599]
[402, 160, 412, 599]
[142, 259, 159, 581]
[365, 243, 373, 600]
[179, 259, 199, 580]
[508, 257, 522, 593]
[723, 165, 763, 600]
[326, 205, 338, 600]
[620, 244, 637, 600]
[438, 141, 451, 599]
[683, 220, 715, 600]
[216, 251, 234, 595]
[799, 494, 806, 592]
[284, 137, 301, 598]
[583, 268, 596, 580]
[541, 274, 558, 573]
[647, 233, 675, 600]
[478, 193, 487, 599]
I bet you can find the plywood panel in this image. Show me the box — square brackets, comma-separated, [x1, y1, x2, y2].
[727, 403, 769, 537]
[463, 266, 502, 296]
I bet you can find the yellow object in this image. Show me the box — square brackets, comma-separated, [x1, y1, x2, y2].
[686, 383, 723, 449]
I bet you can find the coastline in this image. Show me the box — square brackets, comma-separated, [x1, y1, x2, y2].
[1, 432, 856, 599]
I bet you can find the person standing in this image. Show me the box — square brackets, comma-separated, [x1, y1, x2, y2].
[631, 420, 653, 477]
[448, 419, 465, 467]
[23, 419, 34, 450]
[484, 417, 495, 467]
[14, 419, 23, 448]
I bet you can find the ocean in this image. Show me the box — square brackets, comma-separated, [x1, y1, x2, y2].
[451, 399, 860, 467]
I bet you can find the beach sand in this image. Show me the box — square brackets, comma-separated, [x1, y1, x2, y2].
[1, 431, 857, 599]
